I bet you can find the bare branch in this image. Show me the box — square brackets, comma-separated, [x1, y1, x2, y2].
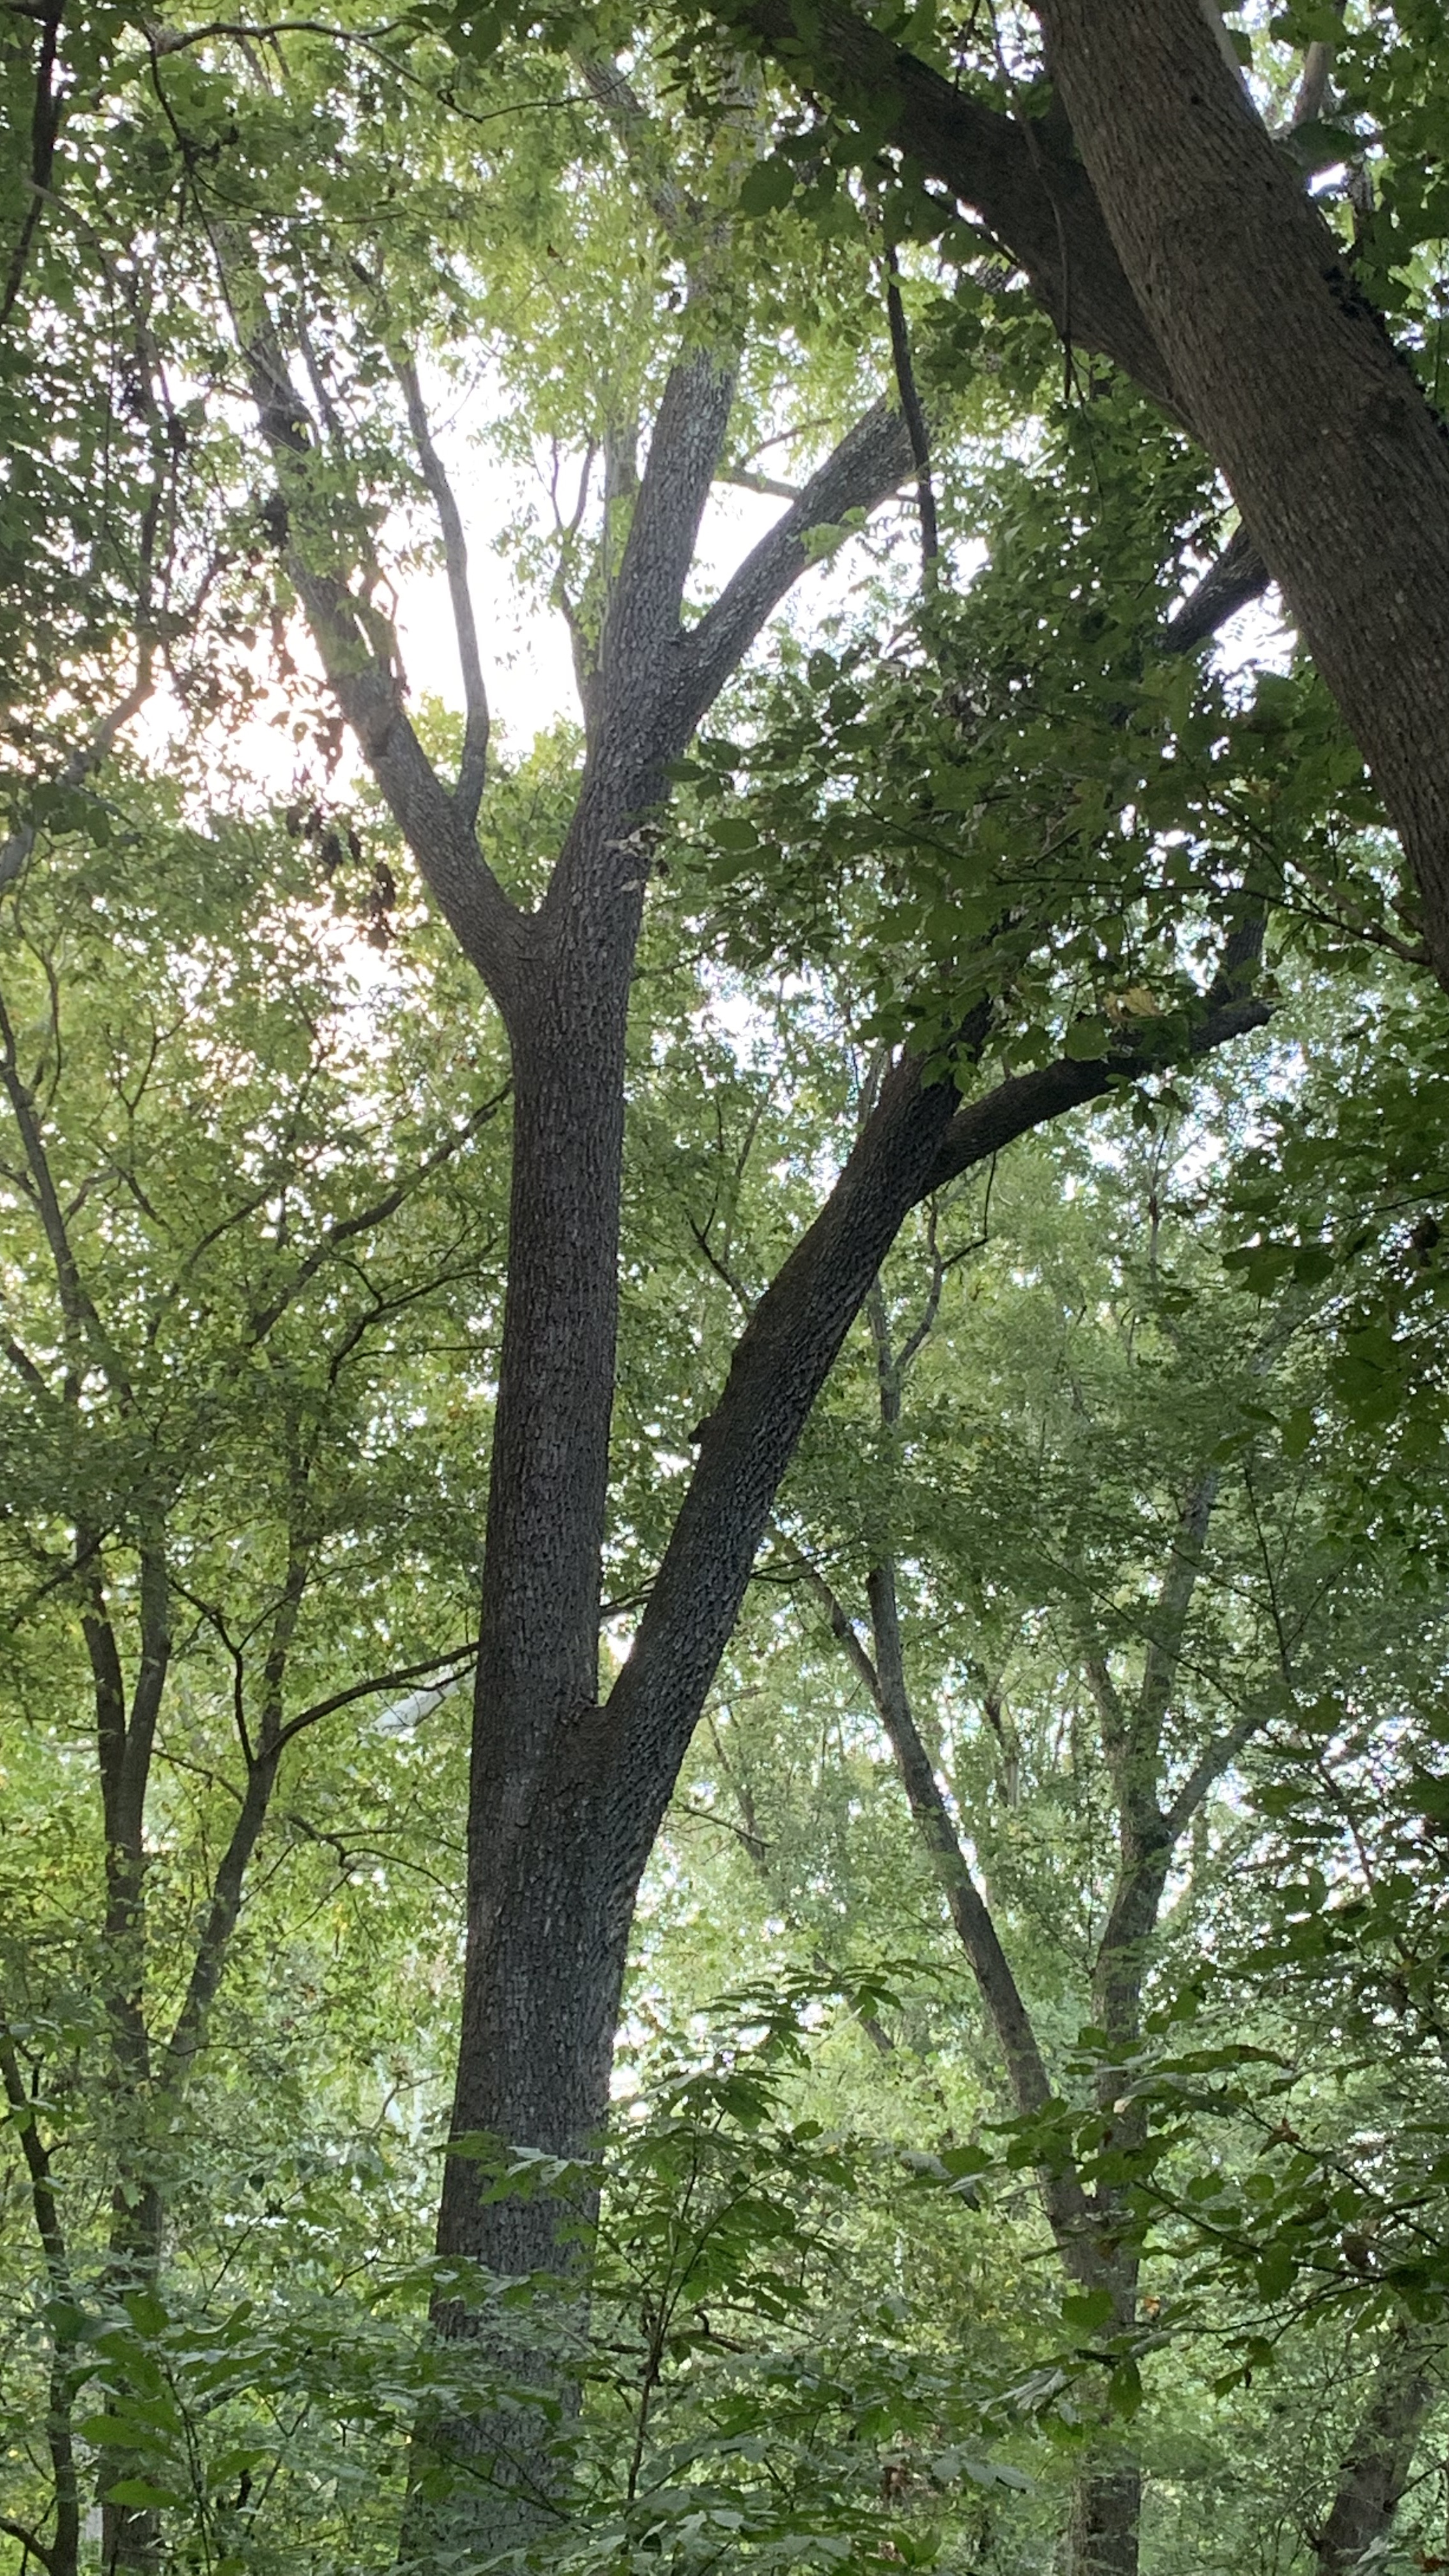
[1137, 1464, 1221, 1747]
[594, 342, 738, 750]
[788, 1538, 1101, 2269]
[716, 463, 803, 502]
[0, 2518, 56, 2574]
[163, 1639, 475, 2085]
[883, 245, 939, 578]
[1288, 0, 1344, 131]
[273, 1640, 477, 1754]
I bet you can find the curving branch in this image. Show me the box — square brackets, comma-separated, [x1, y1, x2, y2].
[211, 230, 527, 1011]
[731, 0, 1176, 405]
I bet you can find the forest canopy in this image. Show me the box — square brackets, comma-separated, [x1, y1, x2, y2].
[4, 3, 1449, 2574]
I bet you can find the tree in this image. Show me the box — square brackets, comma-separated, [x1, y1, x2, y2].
[722, 0, 1449, 989]
[0, 797, 506, 2569]
[3, 6, 1344, 2546]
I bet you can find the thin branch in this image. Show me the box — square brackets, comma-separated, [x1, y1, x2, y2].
[1163, 1704, 1269, 1841]
[787, 1539, 1102, 2271]
[393, 351, 490, 827]
[883, 244, 939, 578]
[0, 2518, 56, 2574]
[577, 51, 702, 245]
[0, 656, 157, 896]
[211, 229, 525, 1009]
[246, 1079, 509, 1344]
[273, 1640, 477, 1753]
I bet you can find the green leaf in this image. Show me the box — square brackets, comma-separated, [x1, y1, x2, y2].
[1061, 2287, 1116, 2333]
[739, 158, 795, 217]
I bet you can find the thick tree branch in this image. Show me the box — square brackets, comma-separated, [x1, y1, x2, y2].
[1036, 0, 1449, 994]
[925, 992, 1270, 1196]
[592, 342, 739, 755]
[730, 0, 1175, 406]
[883, 248, 938, 578]
[1163, 523, 1271, 652]
[1137, 1466, 1220, 1752]
[1316, 2333, 1436, 2576]
[1162, 1703, 1268, 1844]
[671, 397, 913, 732]
[597, 956, 1264, 1928]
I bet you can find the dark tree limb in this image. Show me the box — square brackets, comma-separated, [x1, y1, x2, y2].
[671, 398, 913, 733]
[730, 0, 1176, 405]
[1162, 523, 1271, 652]
[1317, 2335, 1437, 2576]
[394, 352, 491, 829]
[599, 966, 1268, 1925]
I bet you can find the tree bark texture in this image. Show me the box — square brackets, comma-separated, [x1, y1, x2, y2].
[1034, 0, 1449, 988]
[1317, 2337, 1435, 2576]
[1067, 2465, 1142, 2576]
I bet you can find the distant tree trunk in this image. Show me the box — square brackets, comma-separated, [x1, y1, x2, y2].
[1068, 2465, 1142, 2576]
[1317, 2337, 1436, 2576]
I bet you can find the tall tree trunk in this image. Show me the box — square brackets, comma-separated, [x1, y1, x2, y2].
[1034, 0, 1449, 992]
[437, 949, 634, 2281]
